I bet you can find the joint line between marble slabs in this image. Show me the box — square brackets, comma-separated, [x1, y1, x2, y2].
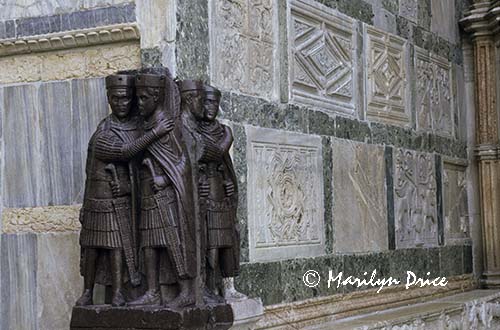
[385, 146, 395, 250]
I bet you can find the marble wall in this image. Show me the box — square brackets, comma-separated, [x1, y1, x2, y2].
[0, 0, 477, 328]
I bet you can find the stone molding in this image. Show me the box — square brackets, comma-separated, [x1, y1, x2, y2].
[460, 1, 500, 37]
[257, 275, 476, 329]
[2, 205, 81, 233]
[0, 23, 139, 58]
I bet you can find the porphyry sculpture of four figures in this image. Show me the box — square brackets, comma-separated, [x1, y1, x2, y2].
[75, 67, 244, 309]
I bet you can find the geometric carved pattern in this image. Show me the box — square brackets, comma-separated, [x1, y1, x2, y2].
[246, 126, 324, 262]
[416, 48, 454, 137]
[211, 0, 274, 99]
[443, 160, 470, 244]
[366, 26, 409, 126]
[290, 0, 356, 115]
[394, 149, 438, 248]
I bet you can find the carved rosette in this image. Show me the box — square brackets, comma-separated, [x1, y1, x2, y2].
[247, 126, 324, 262]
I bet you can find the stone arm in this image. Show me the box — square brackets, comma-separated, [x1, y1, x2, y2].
[219, 125, 233, 154]
[94, 122, 172, 162]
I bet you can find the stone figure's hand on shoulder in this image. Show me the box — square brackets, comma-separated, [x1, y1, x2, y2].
[153, 118, 174, 137]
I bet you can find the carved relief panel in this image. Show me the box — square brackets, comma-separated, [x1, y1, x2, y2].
[246, 126, 325, 262]
[415, 48, 454, 137]
[365, 26, 409, 126]
[210, 0, 275, 99]
[394, 149, 438, 248]
[443, 160, 470, 244]
[290, 0, 357, 116]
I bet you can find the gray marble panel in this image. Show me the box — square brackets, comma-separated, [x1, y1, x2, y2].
[37, 233, 82, 330]
[332, 139, 388, 253]
[1, 233, 38, 330]
[3, 85, 44, 208]
[71, 78, 108, 203]
[39, 82, 73, 206]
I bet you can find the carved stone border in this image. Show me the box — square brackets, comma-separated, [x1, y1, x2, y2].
[0, 23, 140, 57]
[2, 205, 81, 233]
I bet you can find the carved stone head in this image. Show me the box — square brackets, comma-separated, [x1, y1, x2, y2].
[203, 85, 221, 122]
[105, 74, 135, 120]
[178, 80, 205, 121]
[135, 73, 166, 118]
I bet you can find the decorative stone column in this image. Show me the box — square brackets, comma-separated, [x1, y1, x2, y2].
[462, 1, 500, 287]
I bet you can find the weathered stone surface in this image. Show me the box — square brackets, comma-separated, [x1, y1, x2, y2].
[365, 25, 410, 126]
[71, 78, 109, 203]
[431, 0, 458, 44]
[440, 245, 464, 277]
[228, 297, 263, 330]
[322, 137, 333, 254]
[332, 139, 388, 253]
[2, 205, 81, 234]
[70, 304, 233, 330]
[372, 5, 397, 35]
[0, 42, 140, 84]
[40, 82, 73, 205]
[37, 233, 82, 330]
[210, 0, 276, 99]
[3, 84, 43, 207]
[393, 148, 438, 248]
[1, 233, 37, 330]
[246, 126, 324, 262]
[0, 0, 133, 20]
[415, 48, 454, 137]
[0, 19, 15, 39]
[443, 160, 470, 245]
[290, 0, 357, 116]
[399, 0, 418, 23]
[343, 252, 390, 293]
[235, 261, 283, 305]
[176, 0, 209, 80]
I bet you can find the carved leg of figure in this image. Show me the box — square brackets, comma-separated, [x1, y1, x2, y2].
[169, 279, 195, 308]
[110, 249, 126, 307]
[204, 249, 224, 304]
[160, 284, 178, 306]
[128, 248, 160, 306]
[76, 248, 97, 306]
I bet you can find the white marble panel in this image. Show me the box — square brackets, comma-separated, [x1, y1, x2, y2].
[289, 0, 357, 116]
[246, 126, 324, 262]
[394, 148, 438, 248]
[415, 48, 454, 137]
[365, 25, 410, 126]
[332, 139, 388, 253]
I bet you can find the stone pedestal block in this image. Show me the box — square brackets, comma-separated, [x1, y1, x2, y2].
[228, 298, 263, 330]
[70, 304, 233, 330]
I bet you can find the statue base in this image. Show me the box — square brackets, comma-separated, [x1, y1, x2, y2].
[70, 304, 233, 330]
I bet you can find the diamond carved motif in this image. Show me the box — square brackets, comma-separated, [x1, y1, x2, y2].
[290, 0, 356, 115]
[366, 26, 409, 126]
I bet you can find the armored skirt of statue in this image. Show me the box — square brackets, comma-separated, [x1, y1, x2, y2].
[79, 116, 140, 285]
[138, 121, 197, 284]
[198, 121, 240, 278]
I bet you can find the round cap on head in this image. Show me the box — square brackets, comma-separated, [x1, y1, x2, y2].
[135, 74, 166, 88]
[177, 80, 204, 93]
[105, 74, 135, 89]
[204, 85, 221, 101]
